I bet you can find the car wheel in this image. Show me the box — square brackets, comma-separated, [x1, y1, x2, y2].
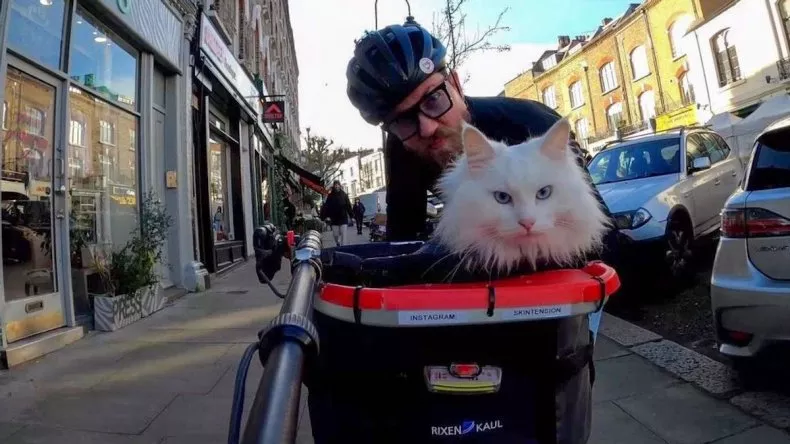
[664, 217, 694, 282]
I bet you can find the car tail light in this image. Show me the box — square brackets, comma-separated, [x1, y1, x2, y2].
[721, 208, 790, 238]
[721, 329, 753, 347]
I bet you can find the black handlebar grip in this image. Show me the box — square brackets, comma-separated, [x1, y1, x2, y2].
[296, 230, 322, 252]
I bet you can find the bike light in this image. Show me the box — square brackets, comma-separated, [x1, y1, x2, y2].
[449, 363, 482, 379]
[613, 208, 652, 230]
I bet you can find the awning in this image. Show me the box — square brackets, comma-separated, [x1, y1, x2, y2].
[276, 154, 328, 195]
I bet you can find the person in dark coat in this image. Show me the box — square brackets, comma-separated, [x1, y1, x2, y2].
[319, 180, 353, 246]
[352, 197, 366, 235]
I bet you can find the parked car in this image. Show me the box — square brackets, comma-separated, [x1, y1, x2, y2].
[710, 117, 790, 361]
[587, 126, 743, 280]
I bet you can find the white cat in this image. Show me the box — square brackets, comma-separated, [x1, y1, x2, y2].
[434, 118, 610, 274]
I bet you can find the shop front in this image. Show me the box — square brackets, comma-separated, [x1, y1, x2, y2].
[192, 12, 261, 274]
[0, 0, 188, 362]
[250, 129, 274, 228]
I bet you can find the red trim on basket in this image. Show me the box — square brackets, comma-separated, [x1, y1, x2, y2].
[319, 262, 620, 311]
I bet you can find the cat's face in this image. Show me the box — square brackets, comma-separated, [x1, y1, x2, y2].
[435, 118, 610, 272]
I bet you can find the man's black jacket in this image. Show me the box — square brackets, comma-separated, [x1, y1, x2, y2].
[321, 189, 353, 225]
[384, 96, 618, 257]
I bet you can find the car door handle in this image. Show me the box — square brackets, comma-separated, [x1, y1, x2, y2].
[714, 179, 721, 185]
[731, 171, 737, 177]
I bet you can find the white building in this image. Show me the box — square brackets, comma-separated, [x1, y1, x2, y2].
[682, 0, 790, 118]
[358, 150, 386, 195]
[331, 156, 362, 198]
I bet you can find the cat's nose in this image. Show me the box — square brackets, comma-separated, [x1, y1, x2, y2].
[518, 218, 536, 231]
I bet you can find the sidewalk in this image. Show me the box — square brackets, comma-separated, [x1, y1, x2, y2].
[0, 229, 788, 443]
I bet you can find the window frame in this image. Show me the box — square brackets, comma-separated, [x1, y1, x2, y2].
[600, 62, 618, 93]
[711, 29, 742, 87]
[569, 81, 584, 109]
[630, 45, 650, 79]
[542, 85, 557, 109]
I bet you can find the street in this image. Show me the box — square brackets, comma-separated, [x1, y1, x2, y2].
[0, 228, 787, 443]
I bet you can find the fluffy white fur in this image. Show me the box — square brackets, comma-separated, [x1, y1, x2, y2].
[434, 118, 610, 273]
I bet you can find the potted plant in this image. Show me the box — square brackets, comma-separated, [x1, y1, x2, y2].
[90, 191, 173, 331]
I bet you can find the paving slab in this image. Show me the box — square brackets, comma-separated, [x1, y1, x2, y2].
[600, 313, 662, 346]
[12, 387, 176, 435]
[616, 384, 758, 444]
[712, 425, 790, 444]
[592, 354, 679, 403]
[593, 336, 632, 361]
[0, 422, 25, 441]
[142, 393, 251, 441]
[632, 339, 740, 396]
[2, 425, 153, 443]
[730, 391, 790, 430]
[588, 402, 665, 444]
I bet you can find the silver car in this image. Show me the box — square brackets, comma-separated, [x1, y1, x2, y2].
[588, 127, 743, 279]
[711, 117, 790, 360]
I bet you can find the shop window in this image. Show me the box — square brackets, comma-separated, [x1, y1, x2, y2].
[542, 85, 557, 109]
[711, 29, 742, 87]
[607, 102, 624, 131]
[2, 101, 7, 130]
[630, 45, 650, 79]
[69, 6, 138, 110]
[569, 81, 584, 109]
[600, 62, 618, 93]
[209, 138, 232, 241]
[68, 89, 138, 250]
[6, 0, 66, 70]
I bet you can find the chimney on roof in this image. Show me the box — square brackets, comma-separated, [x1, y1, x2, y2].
[576, 35, 587, 42]
[558, 35, 571, 47]
[602, 17, 613, 26]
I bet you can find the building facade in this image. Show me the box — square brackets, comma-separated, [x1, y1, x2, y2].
[503, 0, 728, 151]
[358, 150, 386, 195]
[0, 0, 199, 364]
[682, 0, 790, 118]
[0, 0, 303, 367]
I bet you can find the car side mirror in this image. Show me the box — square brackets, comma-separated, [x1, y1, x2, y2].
[690, 156, 712, 173]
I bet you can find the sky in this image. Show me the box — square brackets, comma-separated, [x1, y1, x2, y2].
[290, 0, 637, 150]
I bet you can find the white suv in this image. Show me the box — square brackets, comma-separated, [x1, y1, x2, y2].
[587, 127, 744, 280]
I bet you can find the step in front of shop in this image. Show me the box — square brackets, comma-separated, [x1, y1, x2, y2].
[1, 325, 88, 368]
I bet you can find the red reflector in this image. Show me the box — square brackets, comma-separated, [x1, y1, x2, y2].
[727, 331, 752, 342]
[721, 209, 747, 238]
[286, 230, 295, 247]
[449, 363, 481, 378]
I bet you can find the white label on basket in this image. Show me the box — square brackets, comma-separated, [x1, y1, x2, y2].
[398, 310, 469, 325]
[501, 304, 572, 321]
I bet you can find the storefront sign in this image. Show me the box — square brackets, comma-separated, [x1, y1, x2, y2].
[655, 104, 699, 131]
[200, 14, 261, 117]
[96, 0, 181, 69]
[263, 101, 285, 123]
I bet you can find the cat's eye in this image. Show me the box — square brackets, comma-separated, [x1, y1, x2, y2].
[493, 191, 512, 204]
[536, 185, 553, 200]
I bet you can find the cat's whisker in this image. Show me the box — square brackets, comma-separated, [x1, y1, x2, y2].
[422, 252, 457, 279]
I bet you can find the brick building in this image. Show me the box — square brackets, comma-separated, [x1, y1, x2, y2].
[503, 0, 728, 152]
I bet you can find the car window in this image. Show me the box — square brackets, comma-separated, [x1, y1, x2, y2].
[685, 134, 710, 168]
[699, 133, 726, 164]
[746, 128, 790, 191]
[588, 137, 681, 185]
[708, 132, 731, 159]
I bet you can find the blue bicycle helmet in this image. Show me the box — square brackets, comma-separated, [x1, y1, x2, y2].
[346, 17, 447, 125]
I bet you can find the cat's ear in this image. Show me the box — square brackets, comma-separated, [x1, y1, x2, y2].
[540, 118, 572, 162]
[462, 123, 494, 172]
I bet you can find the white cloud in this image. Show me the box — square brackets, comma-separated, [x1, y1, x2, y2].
[291, 0, 551, 149]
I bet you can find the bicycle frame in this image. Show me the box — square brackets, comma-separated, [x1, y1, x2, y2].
[237, 230, 322, 444]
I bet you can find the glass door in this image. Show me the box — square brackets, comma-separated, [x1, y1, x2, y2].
[1, 63, 65, 344]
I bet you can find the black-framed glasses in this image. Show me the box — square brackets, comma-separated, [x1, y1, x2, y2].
[383, 81, 454, 141]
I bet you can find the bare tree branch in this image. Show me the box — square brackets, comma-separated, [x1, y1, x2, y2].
[431, 0, 511, 84]
[302, 127, 350, 186]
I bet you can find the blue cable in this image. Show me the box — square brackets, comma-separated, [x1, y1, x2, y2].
[227, 342, 259, 444]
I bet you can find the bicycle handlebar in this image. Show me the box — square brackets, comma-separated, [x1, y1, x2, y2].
[237, 230, 323, 444]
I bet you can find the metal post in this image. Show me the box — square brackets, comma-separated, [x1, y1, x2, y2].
[0, 0, 8, 350]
